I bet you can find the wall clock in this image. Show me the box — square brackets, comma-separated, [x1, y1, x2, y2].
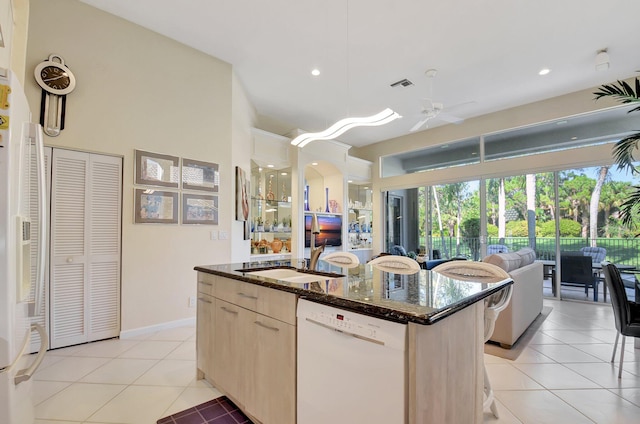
[34, 54, 76, 137]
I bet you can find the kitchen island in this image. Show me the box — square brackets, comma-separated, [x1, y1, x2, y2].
[195, 258, 512, 424]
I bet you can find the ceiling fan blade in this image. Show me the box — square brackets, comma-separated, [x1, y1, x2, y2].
[437, 112, 465, 124]
[410, 117, 430, 132]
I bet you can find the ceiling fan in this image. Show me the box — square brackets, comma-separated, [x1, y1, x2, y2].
[409, 69, 469, 132]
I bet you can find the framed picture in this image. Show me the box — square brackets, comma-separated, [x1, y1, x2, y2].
[182, 158, 219, 192]
[134, 189, 179, 224]
[235, 166, 250, 221]
[182, 193, 218, 225]
[134, 150, 180, 188]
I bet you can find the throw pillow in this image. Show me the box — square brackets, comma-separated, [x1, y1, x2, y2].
[483, 252, 522, 272]
[516, 247, 536, 266]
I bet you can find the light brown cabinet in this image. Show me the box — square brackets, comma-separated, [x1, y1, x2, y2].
[196, 273, 297, 424]
[196, 274, 216, 380]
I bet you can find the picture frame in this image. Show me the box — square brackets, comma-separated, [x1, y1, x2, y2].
[134, 149, 180, 188]
[235, 166, 249, 221]
[182, 158, 219, 192]
[134, 189, 179, 224]
[182, 193, 218, 225]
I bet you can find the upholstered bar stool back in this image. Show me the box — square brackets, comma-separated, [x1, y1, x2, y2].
[432, 261, 513, 418]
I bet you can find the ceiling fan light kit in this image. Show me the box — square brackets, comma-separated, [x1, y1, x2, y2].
[290, 108, 401, 148]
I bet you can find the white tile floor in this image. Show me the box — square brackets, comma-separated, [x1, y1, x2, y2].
[485, 298, 640, 423]
[32, 325, 221, 424]
[31, 298, 640, 424]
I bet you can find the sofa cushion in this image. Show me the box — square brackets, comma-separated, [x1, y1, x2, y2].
[516, 247, 536, 266]
[483, 252, 522, 273]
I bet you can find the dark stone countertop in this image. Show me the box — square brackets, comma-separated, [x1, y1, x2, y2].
[195, 258, 512, 325]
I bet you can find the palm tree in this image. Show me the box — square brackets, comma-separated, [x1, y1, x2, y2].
[594, 78, 640, 229]
[589, 166, 608, 245]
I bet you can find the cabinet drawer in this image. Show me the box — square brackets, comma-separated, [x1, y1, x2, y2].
[197, 273, 216, 296]
[216, 278, 259, 310]
[215, 277, 297, 325]
[256, 286, 297, 325]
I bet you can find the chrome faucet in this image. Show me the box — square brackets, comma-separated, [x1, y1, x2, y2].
[309, 213, 325, 271]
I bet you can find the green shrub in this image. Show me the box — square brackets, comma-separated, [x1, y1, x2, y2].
[505, 220, 529, 237]
[539, 219, 582, 237]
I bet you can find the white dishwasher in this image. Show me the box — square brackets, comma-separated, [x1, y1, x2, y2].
[297, 299, 407, 424]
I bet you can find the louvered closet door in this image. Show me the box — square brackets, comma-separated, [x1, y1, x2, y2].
[50, 149, 122, 349]
[87, 154, 122, 342]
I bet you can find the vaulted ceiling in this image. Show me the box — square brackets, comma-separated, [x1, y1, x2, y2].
[81, 0, 640, 148]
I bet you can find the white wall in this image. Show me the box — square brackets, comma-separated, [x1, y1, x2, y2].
[25, 0, 254, 332]
[0, 0, 29, 82]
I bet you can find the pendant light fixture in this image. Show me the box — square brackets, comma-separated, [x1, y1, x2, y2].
[291, 108, 400, 147]
[291, 0, 400, 148]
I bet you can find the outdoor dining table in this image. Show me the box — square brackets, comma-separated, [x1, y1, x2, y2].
[536, 259, 636, 302]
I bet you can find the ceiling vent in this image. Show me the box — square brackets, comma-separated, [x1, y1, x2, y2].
[390, 78, 414, 88]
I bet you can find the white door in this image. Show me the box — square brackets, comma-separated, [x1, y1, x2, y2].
[49, 149, 122, 349]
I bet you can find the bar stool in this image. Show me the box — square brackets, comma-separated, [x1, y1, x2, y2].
[321, 251, 360, 268]
[433, 261, 513, 418]
[368, 255, 420, 274]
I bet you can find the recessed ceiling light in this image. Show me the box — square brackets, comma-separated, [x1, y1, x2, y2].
[538, 68, 551, 76]
[281, 172, 288, 176]
[311, 68, 320, 76]
[311, 162, 318, 166]
[347, 180, 353, 183]
[267, 164, 274, 168]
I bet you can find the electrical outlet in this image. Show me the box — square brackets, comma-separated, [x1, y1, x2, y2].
[188, 296, 196, 308]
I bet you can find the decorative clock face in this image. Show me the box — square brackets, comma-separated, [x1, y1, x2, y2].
[34, 56, 76, 96]
[39, 65, 71, 91]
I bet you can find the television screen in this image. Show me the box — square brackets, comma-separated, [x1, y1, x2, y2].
[305, 214, 342, 247]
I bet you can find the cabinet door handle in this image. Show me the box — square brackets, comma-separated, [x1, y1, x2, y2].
[199, 281, 213, 286]
[254, 321, 279, 332]
[220, 306, 238, 315]
[198, 297, 212, 304]
[238, 292, 258, 300]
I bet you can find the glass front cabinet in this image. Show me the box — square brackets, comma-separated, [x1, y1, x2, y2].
[250, 162, 292, 257]
[348, 183, 373, 259]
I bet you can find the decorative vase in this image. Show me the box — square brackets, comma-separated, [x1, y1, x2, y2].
[270, 238, 283, 253]
[304, 185, 310, 211]
[266, 175, 275, 201]
[325, 187, 330, 213]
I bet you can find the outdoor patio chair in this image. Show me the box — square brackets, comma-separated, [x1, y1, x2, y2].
[580, 246, 607, 263]
[553, 255, 599, 301]
[487, 244, 509, 255]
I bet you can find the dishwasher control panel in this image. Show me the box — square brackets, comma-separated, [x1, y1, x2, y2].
[297, 299, 406, 350]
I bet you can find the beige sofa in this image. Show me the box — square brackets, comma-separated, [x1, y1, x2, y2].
[483, 248, 543, 348]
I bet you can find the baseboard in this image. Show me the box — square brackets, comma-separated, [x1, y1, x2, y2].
[119, 317, 196, 339]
